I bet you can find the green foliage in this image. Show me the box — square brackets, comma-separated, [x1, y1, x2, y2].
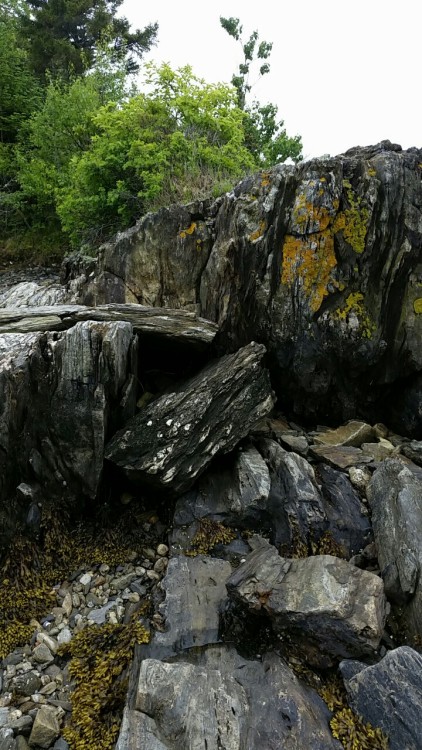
[18, 0, 158, 81]
[220, 16, 302, 167]
[56, 63, 256, 247]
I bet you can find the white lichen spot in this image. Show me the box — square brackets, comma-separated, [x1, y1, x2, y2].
[166, 419, 173, 426]
[157, 432, 163, 439]
[147, 420, 153, 427]
[184, 424, 191, 431]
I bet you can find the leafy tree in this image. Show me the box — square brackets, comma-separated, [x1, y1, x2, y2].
[18, 0, 158, 80]
[56, 63, 256, 246]
[220, 16, 302, 166]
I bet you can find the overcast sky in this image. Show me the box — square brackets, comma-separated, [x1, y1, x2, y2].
[122, 0, 421, 160]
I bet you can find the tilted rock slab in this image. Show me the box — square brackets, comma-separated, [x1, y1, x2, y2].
[340, 647, 422, 750]
[226, 541, 386, 666]
[367, 459, 422, 637]
[118, 646, 340, 750]
[105, 342, 275, 494]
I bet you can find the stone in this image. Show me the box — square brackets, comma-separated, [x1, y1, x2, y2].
[147, 556, 232, 658]
[367, 459, 422, 637]
[105, 342, 274, 494]
[127, 647, 339, 750]
[28, 706, 60, 748]
[15, 737, 30, 750]
[278, 433, 309, 455]
[257, 439, 326, 550]
[309, 444, 373, 470]
[313, 421, 376, 447]
[226, 540, 386, 666]
[32, 645, 54, 665]
[11, 674, 42, 698]
[340, 647, 422, 750]
[317, 463, 372, 557]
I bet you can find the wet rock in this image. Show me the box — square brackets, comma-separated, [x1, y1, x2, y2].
[367, 459, 422, 636]
[106, 342, 274, 494]
[340, 647, 422, 750]
[28, 706, 60, 748]
[226, 540, 386, 666]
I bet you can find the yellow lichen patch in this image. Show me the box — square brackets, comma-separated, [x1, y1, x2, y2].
[59, 620, 150, 750]
[281, 230, 338, 313]
[413, 298, 422, 314]
[179, 222, 196, 239]
[333, 181, 369, 254]
[334, 292, 376, 339]
[261, 171, 270, 187]
[291, 193, 334, 233]
[249, 220, 267, 242]
[185, 518, 236, 556]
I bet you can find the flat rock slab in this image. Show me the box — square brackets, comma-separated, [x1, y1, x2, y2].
[125, 646, 340, 750]
[226, 541, 386, 666]
[367, 459, 422, 637]
[149, 556, 232, 658]
[105, 342, 275, 494]
[340, 646, 422, 750]
[313, 421, 376, 447]
[0, 304, 218, 346]
[309, 444, 373, 470]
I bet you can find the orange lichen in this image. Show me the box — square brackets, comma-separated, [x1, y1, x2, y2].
[281, 230, 337, 312]
[249, 220, 267, 242]
[179, 222, 196, 239]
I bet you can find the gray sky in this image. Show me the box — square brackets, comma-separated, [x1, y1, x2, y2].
[122, 0, 421, 159]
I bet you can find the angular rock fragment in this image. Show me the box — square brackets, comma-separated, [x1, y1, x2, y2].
[106, 342, 274, 494]
[226, 541, 386, 666]
[317, 464, 372, 557]
[367, 459, 422, 636]
[28, 706, 60, 748]
[340, 647, 422, 750]
[309, 444, 373, 470]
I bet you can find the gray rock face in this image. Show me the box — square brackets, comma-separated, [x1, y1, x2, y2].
[226, 541, 386, 666]
[317, 463, 372, 557]
[105, 342, 275, 494]
[149, 556, 232, 657]
[0, 321, 137, 551]
[70, 201, 217, 309]
[367, 459, 422, 637]
[340, 647, 422, 750]
[124, 646, 340, 750]
[199, 144, 422, 436]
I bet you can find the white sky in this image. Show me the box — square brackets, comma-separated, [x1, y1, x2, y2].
[122, 0, 421, 159]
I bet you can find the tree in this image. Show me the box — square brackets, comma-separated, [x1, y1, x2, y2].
[18, 0, 158, 80]
[56, 63, 256, 247]
[220, 16, 302, 166]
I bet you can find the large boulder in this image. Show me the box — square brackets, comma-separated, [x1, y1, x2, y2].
[226, 540, 386, 666]
[367, 459, 422, 638]
[105, 342, 275, 494]
[119, 646, 341, 750]
[340, 647, 422, 750]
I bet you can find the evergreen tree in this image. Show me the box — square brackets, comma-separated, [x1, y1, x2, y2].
[19, 0, 158, 80]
